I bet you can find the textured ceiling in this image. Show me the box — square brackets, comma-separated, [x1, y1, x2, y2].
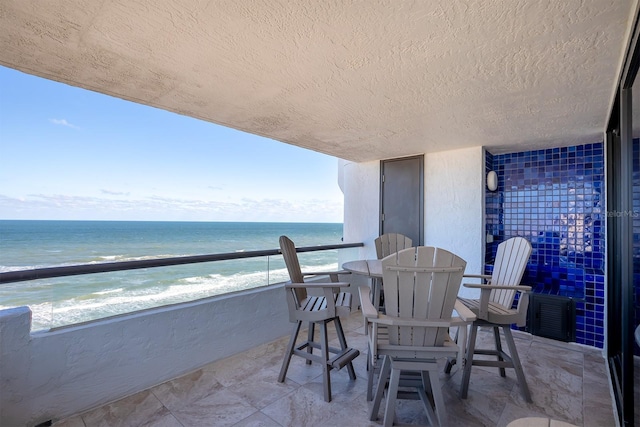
[0, 1, 635, 161]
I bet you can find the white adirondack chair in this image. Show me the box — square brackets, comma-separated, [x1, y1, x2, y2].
[359, 246, 475, 427]
[363, 231, 412, 401]
[277, 236, 360, 402]
[375, 233, 413, 259]
[457, 236, 533, 402]
[371, 233, 413, 311]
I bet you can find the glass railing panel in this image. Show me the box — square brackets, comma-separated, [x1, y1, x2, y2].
[267, 246, 363, 283]
[267, 254, 288, 285]
[337, 246, 363, 265]
[1, 245, 363, 331]
[47, 258, 277, 329]
[296, 249, 340, 272]
[0, 277, 54, 332]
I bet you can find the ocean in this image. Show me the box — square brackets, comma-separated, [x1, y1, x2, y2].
[0, 220, 345, 331]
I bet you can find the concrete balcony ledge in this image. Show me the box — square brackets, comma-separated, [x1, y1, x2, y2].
[0, 284, 293, 427]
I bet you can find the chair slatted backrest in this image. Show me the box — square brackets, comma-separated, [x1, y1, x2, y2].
[279, 236, 307, 303]
[489, 237, 532, 307]
[375, 233, 413, 259]
[382, 247, 466, 347]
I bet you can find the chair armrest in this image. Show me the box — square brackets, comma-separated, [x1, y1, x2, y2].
[463, 283, 531, 292]
[463, 284, 532, 320]
[284, 281, 350, 289]
[358, 286, 379, 318]
[453, 299, 477, 323]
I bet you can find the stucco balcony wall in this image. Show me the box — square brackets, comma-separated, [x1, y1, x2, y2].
[0, 284, 293, 427]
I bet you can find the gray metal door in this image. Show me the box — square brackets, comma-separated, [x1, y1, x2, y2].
[380, 155, 424, 245]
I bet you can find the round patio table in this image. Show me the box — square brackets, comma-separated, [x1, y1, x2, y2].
[342, 259, 383, 308]
[342, 259, 383, 277]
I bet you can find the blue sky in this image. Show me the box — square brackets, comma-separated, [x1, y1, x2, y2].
[0, 67, 344, 222]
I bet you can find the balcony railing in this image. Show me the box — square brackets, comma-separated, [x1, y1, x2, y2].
[0, 242, 363, 331]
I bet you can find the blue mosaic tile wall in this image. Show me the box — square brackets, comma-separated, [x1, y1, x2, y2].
[485, 143, 606, 348]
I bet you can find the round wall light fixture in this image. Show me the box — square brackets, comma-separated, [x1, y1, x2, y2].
[487, 170, 498, 191]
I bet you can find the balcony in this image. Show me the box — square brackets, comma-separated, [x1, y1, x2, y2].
[1, 2, 638, 425]
[50, 310, 615, 427]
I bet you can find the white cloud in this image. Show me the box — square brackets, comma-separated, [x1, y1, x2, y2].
[0, 194, 343, 223]
[101, 189, 130, 196]
[49, 118, 80, 129]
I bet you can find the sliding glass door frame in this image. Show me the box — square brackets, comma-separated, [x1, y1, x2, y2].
[605, 7, 639, 426]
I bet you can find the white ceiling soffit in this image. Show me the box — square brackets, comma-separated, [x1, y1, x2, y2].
[0, 1, 634, 161]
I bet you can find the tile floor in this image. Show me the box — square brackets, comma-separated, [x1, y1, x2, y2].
[53, 311, 617, 427]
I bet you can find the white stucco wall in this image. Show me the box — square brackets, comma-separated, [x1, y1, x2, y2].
[0, 285, 292, 427]
[425, 146, 485, 298]
[339, 159, 382, 294]
[339, 154, 484, 300]
[341, 147, 485, 299]
[340, 159, 381, 260]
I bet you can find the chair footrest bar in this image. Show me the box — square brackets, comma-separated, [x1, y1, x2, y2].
[396, 390, 422, 400]
[469, 343, 517, 370]
[473, 349, 509, 357]
[472, 359, 514, 368]
[330, 348, 360, 370]
[292, 349, 324, 365]
[298, 342, 344, 356]
[375, 371, 429, 390]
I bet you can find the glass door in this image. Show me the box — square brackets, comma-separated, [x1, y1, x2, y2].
[606, 13, 639, 424]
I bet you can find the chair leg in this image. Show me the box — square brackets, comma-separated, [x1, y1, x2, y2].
[502, 326, 532, 403]
[493, 326, 506, 377]
[334, 317, 357, 380]
[458, 323, 468, 369]
[426, 368, 446, 427]
[306, 321, 315, 365]
[383, 361, 402, 427]
[419, 371, 438, 427]
[319, 321, 332, 402]
[370, 355, 391, 421]
[366, 352, 377, 401]
[381, 361, 443, 427]
[444, 327, 458, 374]
[445, 324, 469, 374]
[278, 321, 302, 382]
[460, 322, 478, 399]
[373, 277, 381, 309]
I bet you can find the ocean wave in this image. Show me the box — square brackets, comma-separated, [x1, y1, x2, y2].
[20, 262, 338, 329]
[0, 254, 201, 268]
[26, 270, 280, 326]
[46, 278, 240, 319]
[0, 265, 41, 273]
[16, 301, 53, 331]
[94, 288, 124, 295]
[92, 254, 193, 263]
